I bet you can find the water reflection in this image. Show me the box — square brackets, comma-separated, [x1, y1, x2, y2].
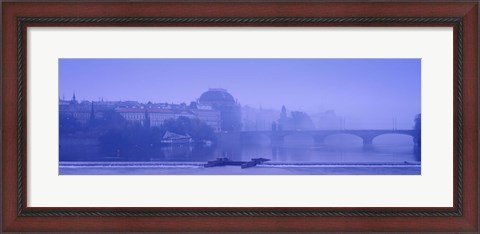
[60, 134, 419, 163]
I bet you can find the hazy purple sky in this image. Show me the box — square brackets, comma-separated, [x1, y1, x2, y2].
[59, 59, 420, 128]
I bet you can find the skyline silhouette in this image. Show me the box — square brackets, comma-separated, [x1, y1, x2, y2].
[60, 58, 421, 129]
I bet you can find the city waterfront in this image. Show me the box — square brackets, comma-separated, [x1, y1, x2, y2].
[59, 58, 421, 175]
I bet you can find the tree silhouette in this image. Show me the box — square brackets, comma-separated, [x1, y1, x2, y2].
[59, 114, 81, 134]
[99, 116, 216, 156]
[161, 116, 216, 142]
[414, 114, 421, 146]
[413, 114, 421, 160]
[290, 111, 316, 130]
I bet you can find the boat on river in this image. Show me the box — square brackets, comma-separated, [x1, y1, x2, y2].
[161, 131, 194, 145]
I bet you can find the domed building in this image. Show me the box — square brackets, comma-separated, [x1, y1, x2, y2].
[198, 89, 241, 132]
[199, 88, 235, 105]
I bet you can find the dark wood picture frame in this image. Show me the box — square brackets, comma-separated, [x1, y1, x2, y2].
[1, 1, 478, 232]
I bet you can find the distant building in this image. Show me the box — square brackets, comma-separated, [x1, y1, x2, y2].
[198, 88, 241, 132]
[190, 105, 222, 132]
[115, 106, 221, 132]
[114, 107, 149, 126]
[312, 110, 343, 130]
[59, 94, 140, 126]
[242, 105, 279, 131]
[59, 91, 224, 132]
[59, 94, 93, 125]
[116, 107, 193, 126]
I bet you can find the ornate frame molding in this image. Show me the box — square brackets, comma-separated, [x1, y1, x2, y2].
[16, 16, 464, 217]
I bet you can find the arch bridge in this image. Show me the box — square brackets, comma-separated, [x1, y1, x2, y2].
[240, 129, 417, 148]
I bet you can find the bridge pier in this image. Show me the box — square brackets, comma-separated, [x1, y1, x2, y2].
[362, 136, 374, 150]
[413, 136, 421, 161]
[239, 130, 417, 150]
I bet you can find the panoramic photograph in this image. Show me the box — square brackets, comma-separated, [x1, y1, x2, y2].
[59, 58, 421, 175]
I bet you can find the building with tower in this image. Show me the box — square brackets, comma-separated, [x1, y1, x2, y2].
[198, 88, 242, 132]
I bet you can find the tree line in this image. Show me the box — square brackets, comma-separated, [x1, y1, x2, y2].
[60, 111, 216, 155]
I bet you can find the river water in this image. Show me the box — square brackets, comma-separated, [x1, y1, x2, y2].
[59, 134, 420, 175]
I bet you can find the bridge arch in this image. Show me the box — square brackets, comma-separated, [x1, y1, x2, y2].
[314, 131, 416, 149]
[372, 133, 415, 145]
[316, 133, 364, 147]
[238, 130, 417, 149]
[372, 133, 418, 152]
[278, 132, 318, 145]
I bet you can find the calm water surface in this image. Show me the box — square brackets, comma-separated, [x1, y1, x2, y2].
[59, 135, 420, 175]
